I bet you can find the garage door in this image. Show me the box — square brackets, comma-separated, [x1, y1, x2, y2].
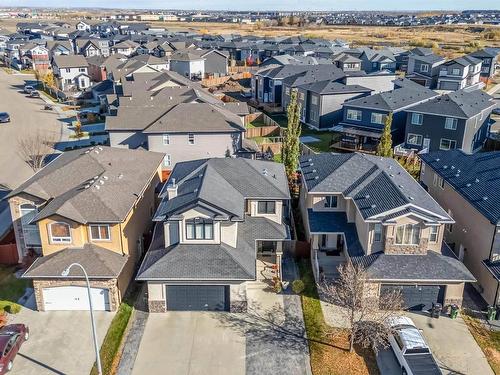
[166, 285, 229, 311]
[42, 286, 110, 311]
[380, 284, 445, 311]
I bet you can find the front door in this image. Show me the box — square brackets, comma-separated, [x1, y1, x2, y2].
[423, 138, 431, 150]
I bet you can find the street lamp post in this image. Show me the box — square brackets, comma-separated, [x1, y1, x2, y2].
[61, 263, 102, 375]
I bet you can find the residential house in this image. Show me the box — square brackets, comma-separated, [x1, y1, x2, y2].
[76, 39, 110, 58]
[191, 49, 229, 77]
[86, 55, 107, 82]
[136, 158, 290, 312]
[129, 54, 170, 71]
[332, 52, 362, 72]
[419, 151, 500, 306]
[20, 44, 50, 71]
[292, 81, 372, 129]
[45, 40, 73, 60]
[110, 40, 139, 56]
[334, 80, 438, 152]
[7, 147, 164, 311]
[437, 55, 482, 91]
[406, 50, 445, 89]
[469, 48, 499, 82]
[299, 153, 474, 310]
[52, 55, 91, 91]
[169, 51, 205, 80]
[358, 48, 397, 73]
[105, 84, 246, 170]
[403, 89, 495, 154]
[76, 21, 91, 32]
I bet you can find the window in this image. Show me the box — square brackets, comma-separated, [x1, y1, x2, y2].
[188, 133, 195, 145]
[90, 224, 110, 241]
[420, 64, 429, 73]
[257, 201, 276, 214]
[411, 113, 423, 125]
[429, 226, 439, 243]
[395, 224, 421, 245]
[285, 87, 290, 95]
[65, 68, 71, 73]
[371, 112, 385, 125]
[346, 109, 362, 121]
[407, 133, 423, 146]
[49, 222, 71, 243]
[439, 138, 456, 151]
[299, 92, 305, 100]
[444, 117, 458, 130]
[311, 95, 318, 105]
[452, 68, 461, 76]
[258, 241, 275, 254]
[309, 110, 317, 122]
[374, 223, 382, 242]
[163, 154, 171, 167]
[324, 196, 338, 208]
[162, 134, 170, 145]
[79, 68, 86, 72]
[185, 218, 213, 240]
[433, 173, 445, 189]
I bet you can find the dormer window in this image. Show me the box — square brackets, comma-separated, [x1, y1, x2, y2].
[49, 222, 71, 244]
[186, 218, 213, 240]
[257, 201, 276, 214]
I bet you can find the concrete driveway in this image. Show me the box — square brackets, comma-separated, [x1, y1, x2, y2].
[408, 312, 493, 375]
[8, 307, 114, 375]
[377, 312, 493, 375]
[132, 285, 311, 375]
[0, 68, 62, 189]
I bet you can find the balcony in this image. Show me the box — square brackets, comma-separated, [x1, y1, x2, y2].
[331, 139, 377, 154]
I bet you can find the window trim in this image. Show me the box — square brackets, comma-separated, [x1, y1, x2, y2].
[439, 138, 456, 151]
[163, 154, 171, 167]
[185, 218, 214, 240]
[162, 133, 170, 145]
[395, 224, 421, 245]
[346, 109, 362, 121]
[420, 64, 429, 73]
[374, 223, 382, 242]
[429, 226, 439, 243]
[407, 133, 423, 146]
[324, 196, 338, 208]
[188, 133, 195, 145]
[371, 112, 385, 125]
[444, 117, 458, 130]
[49, 222, 72, 244]
[89, 224, 111, 242]
[257, 201, 276, 215]
[411, 112, 423, 126]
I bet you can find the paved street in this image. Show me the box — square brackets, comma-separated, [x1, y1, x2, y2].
[8, 304, 114, 375]
[0, 68, 62, 189]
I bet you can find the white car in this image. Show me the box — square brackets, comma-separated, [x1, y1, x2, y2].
[386, 316, 441, 375]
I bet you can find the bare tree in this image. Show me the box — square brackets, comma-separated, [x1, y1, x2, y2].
[319, 262, 403, 353]
[17, 131, 56, 172]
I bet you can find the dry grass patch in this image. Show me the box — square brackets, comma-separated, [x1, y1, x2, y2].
[463, 315, 500, 374]
[298, 261, 379, 375]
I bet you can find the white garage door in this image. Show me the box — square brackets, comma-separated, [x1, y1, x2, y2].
[42, 286, 110, 311]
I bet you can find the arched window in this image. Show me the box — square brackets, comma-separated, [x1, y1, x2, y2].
[49, 222, 71, 244]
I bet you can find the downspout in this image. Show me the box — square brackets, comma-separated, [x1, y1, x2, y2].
[119, 222, 125, 256]
[488, 225, 499, 306]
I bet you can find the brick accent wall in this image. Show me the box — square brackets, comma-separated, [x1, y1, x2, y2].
[148, 300, 166, 313]
[33, 278, 120, 312]
[384, 237, 429, 255]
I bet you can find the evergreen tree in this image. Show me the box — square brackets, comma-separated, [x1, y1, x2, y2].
[376, 112, 393, 158]
[282, 89, 302, 180]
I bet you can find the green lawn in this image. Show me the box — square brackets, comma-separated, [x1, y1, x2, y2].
[90, 283, 140, 375]
[301, 126, 340, 153]
[0, 266, 29, 314]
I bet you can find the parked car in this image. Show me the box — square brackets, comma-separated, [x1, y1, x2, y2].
[492, 107, 500, 116]
[386, 316, 441, 375]
[29, 91, 40, 98]
[23, 85, 34, 94]
[0, 324, 29, 374]
[0, 113, 10, 123]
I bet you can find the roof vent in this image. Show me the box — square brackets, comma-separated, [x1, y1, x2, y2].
[398, 184, 403, 189]
[475, 178, 480, 183]
[443, 165, 448, 169]
[84, 184, 91, 189]
[371, 204, 376, 209]
[466, 183, 471, 187]
[262, 168, 268, 176]
[95, 185, 100, 190]
[118, 173, 123, 179]
[435, 158, 440, 162]
[483, 196, 488, 201]
[408, 196, 414, 200]
[315, 176, 319, 180]
[451, 166, 455, 169]
[103, 176, 109, 180]
[308, 158, 312, 162]
[365, 194, 370, 199]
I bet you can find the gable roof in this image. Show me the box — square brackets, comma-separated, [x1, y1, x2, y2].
[297, 80, 371, 95]
[406, 89, 495, 119]
[299, 153, 451, 222]
[155, 158, 290, 221]
[420, 150, 500, 225]
[8, 147, 163, 224]
[53, 54, 88, 68]
[343, 85, 438, 112]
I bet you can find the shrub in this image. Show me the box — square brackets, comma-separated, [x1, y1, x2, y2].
[292, 279, 305, 294]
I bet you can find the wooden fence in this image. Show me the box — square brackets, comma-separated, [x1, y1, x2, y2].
[201, 72, 252, 87]
[300, 143, 319, 156]
[245, 126, 280, 138]
[228, 66, 254, 74]
[0, 244, 19, 265]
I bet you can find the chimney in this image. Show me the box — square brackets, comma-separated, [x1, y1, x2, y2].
[166, 178, 177, 199]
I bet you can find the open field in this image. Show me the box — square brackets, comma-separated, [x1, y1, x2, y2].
[1, 17, 499, 57]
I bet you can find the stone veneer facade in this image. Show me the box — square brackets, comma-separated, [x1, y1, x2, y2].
[148, 300, 166, 313]
[32, 278, 120, 312]
[384, 237, 429, 255]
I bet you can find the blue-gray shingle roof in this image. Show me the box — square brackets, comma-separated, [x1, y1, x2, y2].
[420, 150, 500, 224]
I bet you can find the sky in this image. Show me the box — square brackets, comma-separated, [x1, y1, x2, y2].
[1, 0, 499, 11]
